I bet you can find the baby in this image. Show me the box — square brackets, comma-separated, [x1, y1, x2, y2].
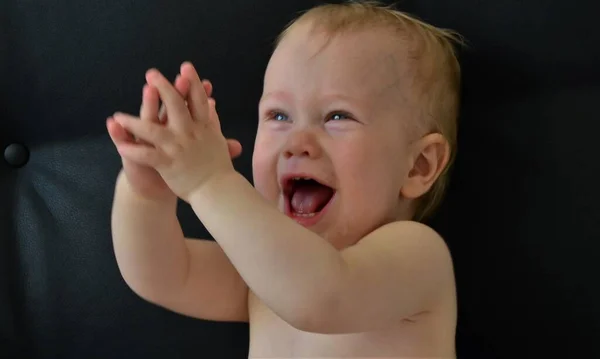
[106, 1, 462, 358]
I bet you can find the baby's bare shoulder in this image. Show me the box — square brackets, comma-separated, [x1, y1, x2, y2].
[290, 220, 456, 334]
[350, 220, 451, 263]
[349, 220, 454, 290]
[373, 220, 444, 237]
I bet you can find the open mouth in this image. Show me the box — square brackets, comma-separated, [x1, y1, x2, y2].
[283, 176, 335, 221]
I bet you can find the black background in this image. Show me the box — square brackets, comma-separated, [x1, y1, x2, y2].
[1, 0, 599, 358]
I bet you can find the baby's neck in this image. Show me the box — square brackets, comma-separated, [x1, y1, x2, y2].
[395, 199, 417, 222]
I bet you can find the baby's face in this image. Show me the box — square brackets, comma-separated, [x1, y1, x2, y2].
[252, 25, 417, 249]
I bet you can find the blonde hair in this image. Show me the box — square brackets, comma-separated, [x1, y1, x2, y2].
[275, 1, 464, 221]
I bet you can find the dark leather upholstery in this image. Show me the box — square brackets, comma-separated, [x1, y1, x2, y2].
[2, 1, 599, 358]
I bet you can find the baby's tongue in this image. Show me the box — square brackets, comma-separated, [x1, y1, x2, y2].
[290, 183, 332, 214]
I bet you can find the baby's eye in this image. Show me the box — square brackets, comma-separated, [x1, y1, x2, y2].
[268, 111, 289, 122]
[327, 112, 352, 121]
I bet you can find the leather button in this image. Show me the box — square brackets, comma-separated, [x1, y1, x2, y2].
[3, 143, 30, 168]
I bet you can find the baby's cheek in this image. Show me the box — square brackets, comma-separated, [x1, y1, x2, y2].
[252, 157, 269, 189]
[339, 146, 378, 180]
[343, 147, 399, 204]
[252, 154, 278, 200]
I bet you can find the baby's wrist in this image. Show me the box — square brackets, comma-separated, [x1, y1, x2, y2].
[188, 169, 241, 205]
[116, 172, 177, 206]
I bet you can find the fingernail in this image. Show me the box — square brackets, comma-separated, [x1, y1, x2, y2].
[145, 69, 159, 82]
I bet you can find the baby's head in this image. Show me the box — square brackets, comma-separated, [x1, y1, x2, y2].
[252, 1, 462, 248]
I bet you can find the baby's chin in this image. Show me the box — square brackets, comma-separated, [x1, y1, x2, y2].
[321, 227, 363, 250]
[263, 191, 358, 247]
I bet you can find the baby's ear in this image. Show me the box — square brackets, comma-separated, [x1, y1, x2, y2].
[400, 133, 450, 199]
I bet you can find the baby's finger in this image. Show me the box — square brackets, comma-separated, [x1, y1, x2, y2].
[226, 139, 243, 159]
[107, 117, 135, 144]
[159, 75, 191, 123]
[141, 84, 160, 123]
[204, 80, 216, 111]
[116, 142, 168, 169]
[113, 112, 172, 147]
[176, 74, 191, 95]
[202, 79, 213, 98]
[146, 69, 192, 132]
[207, 98, 219, 123]
[109, 113, 151, 145]
[180, 62, 209, 122]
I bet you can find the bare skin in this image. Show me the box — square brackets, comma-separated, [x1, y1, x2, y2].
[108, 24, 456, 359]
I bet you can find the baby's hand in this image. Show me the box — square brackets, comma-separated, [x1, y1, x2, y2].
[107, 77, 186, 201]
[112, 63, 237, 202]
[107, 72, 242, 201]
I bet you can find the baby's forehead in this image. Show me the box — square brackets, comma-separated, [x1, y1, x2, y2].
[266, 26, 415, 101]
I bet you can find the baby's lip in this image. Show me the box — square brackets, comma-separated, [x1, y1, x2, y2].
[279, 172, 334, 195]
[282, 182, 337, 228]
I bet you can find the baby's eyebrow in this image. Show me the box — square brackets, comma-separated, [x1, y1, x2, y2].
[319, 93, 361, 104]
[259, 91, 292, 105]
[260, 91, 363, 107]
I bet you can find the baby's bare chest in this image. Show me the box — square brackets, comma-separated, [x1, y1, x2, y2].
[246, 293, 429, 359]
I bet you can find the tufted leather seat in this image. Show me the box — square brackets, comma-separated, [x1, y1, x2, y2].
[2, 1, 599, 358]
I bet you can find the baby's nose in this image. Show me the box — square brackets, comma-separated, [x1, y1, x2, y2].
[282, 129, 323, 159]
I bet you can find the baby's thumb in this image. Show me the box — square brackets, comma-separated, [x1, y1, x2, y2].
[207, 97, 220, 124]
[107, 117, 133, 142]
[226, 139, 243, 159]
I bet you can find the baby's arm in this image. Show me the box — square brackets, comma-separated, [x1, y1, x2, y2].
[324, 220, 454, 333]
[190, 173, 453, 333]
[111, 173, 248, 322]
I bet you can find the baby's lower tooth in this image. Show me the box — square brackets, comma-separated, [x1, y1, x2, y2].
[297, 212, 316, 217]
